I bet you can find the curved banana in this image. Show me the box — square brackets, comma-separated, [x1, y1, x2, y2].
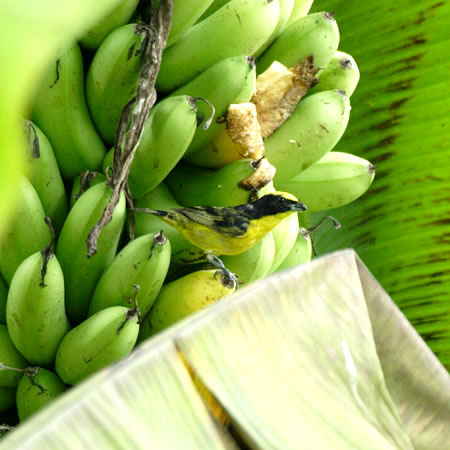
[165, 159, 273, 207]
[31, 41, 106, 179]
[70, 171, 106, 209]
[170, 55, 256, 156]
[133, 184, 202, 265]
[56, 181, 126, 324]
[254, 0, 295, 58]
[6, 250, 70, 367]
[16, 367, 66, 422]
[79, 0, 140, 50]
[285, 0, 314, 27]
[137, 269, 236, 342]
[265, 89, 351, 183]
[156, 0, 280, 92]
[23, 121, 68, 235]
[275, 228, 312, 272]
[55, 306, 140, 385]
[310, 50, 360, 97]
[88, 232, 171, 317]
[257, 11, 340, 75]
[0, 324, 29, 388]
[220, 232, 275, 285]
[0, 275, 7, 324]
[128, 96, 203, 199]
[165, 0, 215, 47]
[196, 0, 230, 22]
[277, 151, 376, 212]
[0, 177, 52, 285]
[267, 210, 300, 273]
[86, 23, 147, 144]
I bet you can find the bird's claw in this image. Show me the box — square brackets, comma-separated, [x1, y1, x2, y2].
[207, 254, 238, 289]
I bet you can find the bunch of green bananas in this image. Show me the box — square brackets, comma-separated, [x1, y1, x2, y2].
[0, 0, 376, 423]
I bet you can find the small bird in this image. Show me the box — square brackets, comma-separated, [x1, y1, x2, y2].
[134, 191, 307, 287]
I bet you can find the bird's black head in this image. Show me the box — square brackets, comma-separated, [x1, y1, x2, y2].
[238, 192, 307, 219]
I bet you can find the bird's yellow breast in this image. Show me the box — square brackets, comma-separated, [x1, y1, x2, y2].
[173, 210, 294, 256]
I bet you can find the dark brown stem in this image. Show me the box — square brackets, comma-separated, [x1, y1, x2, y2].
[86, 0, 173, 258]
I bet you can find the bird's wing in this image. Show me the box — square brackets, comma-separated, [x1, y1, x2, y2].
[174, 206, 250, 237]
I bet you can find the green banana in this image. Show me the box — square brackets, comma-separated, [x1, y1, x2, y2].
[56, 181, 126, 324]
[164, 0, 215, 47]
[16, 367, 66, 422]
[85, 23, 147, 144]
[285, 0, 314, 27]
[31, 41, 106, 179]
[265, 89, 351, 184]
[275, 228, 312, 272]
[257, 11, 340, 74]
[196, 0, 230, 22]
[23, 120, 68, 235]
[55, 306, 140, 385]
[0, 386, 16, 413]
[165, 159, 273, 207]
[133, 183, 201, 265]
[0, 324, 28, 388]
[220, 232, 275, 285]
[310, 50, 360, 97]
[253, 0, 295, 58]
[0, 274, 7, 324]
[70, 171, 107, 209]
[276, 151, 376, 212]
[6, 249, 70, 367]
[127, 96, 204, 199]
[266, 210, 300, 273]
[156, 0, 280, 92]
[88, 232, 171, 317]
[0, 177, 52, 285]
[169, 55, 256, 156]
[137, 270, 236, 342]
[79, 0, 140, 50]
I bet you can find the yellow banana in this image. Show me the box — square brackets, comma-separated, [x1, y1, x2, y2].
[137, 270, 236, 342]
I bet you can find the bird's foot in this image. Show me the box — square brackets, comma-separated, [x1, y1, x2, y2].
[206, 254, 239, 290]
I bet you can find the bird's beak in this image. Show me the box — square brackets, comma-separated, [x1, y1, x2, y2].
[291, 202, 307, 212]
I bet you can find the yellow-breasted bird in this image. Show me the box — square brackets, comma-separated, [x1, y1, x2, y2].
[134, 191, 307, 287]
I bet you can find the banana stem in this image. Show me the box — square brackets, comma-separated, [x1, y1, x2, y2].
[86, 0, 174, 258]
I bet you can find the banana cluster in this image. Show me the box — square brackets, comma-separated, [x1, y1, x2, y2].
[0, 0, 375, 423]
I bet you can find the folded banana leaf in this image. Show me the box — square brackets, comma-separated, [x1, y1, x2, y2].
[309, 0, 450, 368]
[2, 250, 449, 449]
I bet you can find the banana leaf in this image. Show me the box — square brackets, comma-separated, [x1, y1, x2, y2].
[0, 0, 121, 239]
[1, 250, 449, 449]
[309, 0, 450, 369]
